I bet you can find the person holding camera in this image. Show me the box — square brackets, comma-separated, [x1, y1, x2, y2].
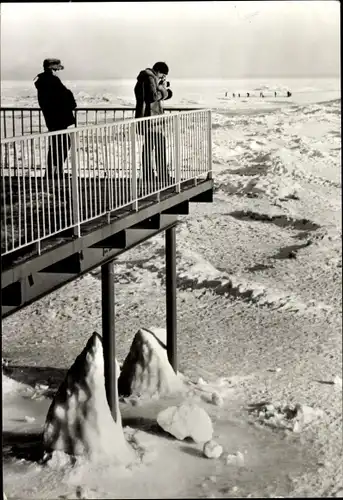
[134, 61, 173, 185]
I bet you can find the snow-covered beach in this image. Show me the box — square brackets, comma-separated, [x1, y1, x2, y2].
[2, 77, 342, 498]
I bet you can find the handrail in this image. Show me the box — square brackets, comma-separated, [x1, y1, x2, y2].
[0, 106, 203, 139]
[1, 109, 210, 143]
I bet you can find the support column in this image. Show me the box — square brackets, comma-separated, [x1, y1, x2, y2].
[101, 260, 117, 422]
[165, 226, 177, 372]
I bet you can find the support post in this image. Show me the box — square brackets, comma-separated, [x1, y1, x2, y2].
[101, 260, 117, 422]
[165, 226, 177, 372]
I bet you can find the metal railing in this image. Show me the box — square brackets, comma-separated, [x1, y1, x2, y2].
[0, 106, 200, 139]
[1, 109, 212, 256]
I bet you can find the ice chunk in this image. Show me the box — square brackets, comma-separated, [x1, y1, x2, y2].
[157, 403, 213, 443]
[203, 440, 223, 459]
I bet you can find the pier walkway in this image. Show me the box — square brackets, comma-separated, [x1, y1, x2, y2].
[1, 106, 213, 419]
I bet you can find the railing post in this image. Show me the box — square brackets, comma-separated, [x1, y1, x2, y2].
[173, 114, 181, 192]
[130, 122, 138, 211]
[70, 132, 81, 237]
[102, 260, 118, 422]
[166, 225, 177, 372]
[207, 110, 213, 180]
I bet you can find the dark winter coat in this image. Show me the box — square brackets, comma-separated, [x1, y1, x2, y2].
[34, 71, 77, 131]
[134, 68, 172, 119]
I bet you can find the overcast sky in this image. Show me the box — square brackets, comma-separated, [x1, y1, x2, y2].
[1, 1, 340, 80]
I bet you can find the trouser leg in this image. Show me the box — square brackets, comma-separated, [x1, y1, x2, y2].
[46, 130, 70, 179]
[154, 131, 167, 180]
[142, 129, 154, 184]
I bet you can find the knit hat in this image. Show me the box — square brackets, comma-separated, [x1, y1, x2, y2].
[43, 58, 64, 70]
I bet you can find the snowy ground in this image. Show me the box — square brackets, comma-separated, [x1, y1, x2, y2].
[2, 96, 342, 498]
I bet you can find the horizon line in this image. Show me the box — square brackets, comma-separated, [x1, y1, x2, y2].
[1, 74, 340, 82]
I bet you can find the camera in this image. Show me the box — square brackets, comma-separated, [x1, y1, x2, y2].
[159, 77, 170, 88]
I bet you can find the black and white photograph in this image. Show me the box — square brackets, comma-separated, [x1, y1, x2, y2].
[1, 1, 341, 498]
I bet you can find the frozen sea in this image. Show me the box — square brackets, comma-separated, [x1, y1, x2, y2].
[2, 76, 342, 500]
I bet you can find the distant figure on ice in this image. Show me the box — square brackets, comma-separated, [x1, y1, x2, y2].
[274, 91, 277, 97]
[247, 92, 250, 97]
[134, 61, 173, 185]
[34, 58, 77, 179]
[238, 93, 241, 98]
[232, 93, 236, 98]
[225, 91, 228, 97]
[287, 90, 292, 97]
[260, 91, 264, 98]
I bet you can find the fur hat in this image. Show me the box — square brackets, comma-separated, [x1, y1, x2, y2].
[43, 58, 64, 70]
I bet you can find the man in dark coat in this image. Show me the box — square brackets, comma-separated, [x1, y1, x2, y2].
[134, 61, 173, 184]
[34, 58, 77, 178]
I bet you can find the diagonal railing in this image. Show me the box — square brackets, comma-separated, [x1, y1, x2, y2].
[1, 109, 212, 256]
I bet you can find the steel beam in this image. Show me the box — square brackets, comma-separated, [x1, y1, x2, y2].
[101, 260, 117, 422]
[165, 226, 177, 372]
[2, 179, 213, 285]
[1, 219, 178, 318]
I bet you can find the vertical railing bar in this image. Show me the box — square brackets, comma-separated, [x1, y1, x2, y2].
[119, 125, 123, 207]
[120, 125, 124, 204]
[20, 140, 27, 245]
[118, 125, 122, 206]
[157, 117, 162, 191]
[116, 126, 121, 208]
[207, 110, 212, 179]
[44, 136, 52, 235]
[28, 139, 34, 242]
[125, 125, 130, 203]
[151, 119, 154, 195]
[86, 129, 91, 219]
[161, 116, 165, 190]
[33, 136, 41, 251]
[3, 110, 7, 138]
[12, 110, 15, 137]
[103, 127, 109, 214]
[101, 128, 107, 214]
[21, 110, 24, 136]
[97, 128, 102, 215]
[56, 133, 62, 232]
[174, 114, 181, 192]
[90, 129, 94, 219]
[39, 137, 46, 237]
[78, 130, 84, 223]
[51, 136, 57, 235]
[70, 132, 81, 237]
[189, 114, 192, 180]
[2, 145, 8, 252]
[67, 137, 73, 228]
[93, 128, 97, 218]
[130, 122, 138, 210]
[62, 133, 68, 228]
[84, 130, 89, 221]
[109, 126, 114, 211]
[9, 143, 15, 249]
